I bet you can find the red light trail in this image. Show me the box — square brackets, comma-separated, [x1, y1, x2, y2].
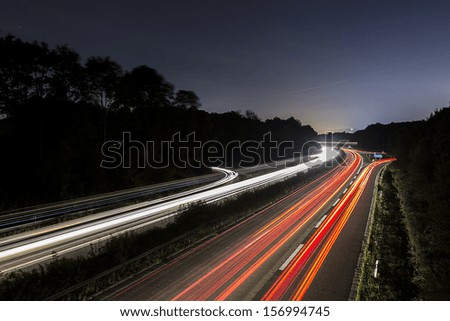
[262, 156, 395, 300]
[112, 151, 394, 301]
[171, 151, 361, 300]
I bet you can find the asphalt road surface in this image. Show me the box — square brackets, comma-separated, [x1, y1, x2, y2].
[0, 170, 225, 229]
[301, 160, 389, 300]
[0, 148, 337, 274]
[107, 150, 363, 300]
[262, 157, 393, 300]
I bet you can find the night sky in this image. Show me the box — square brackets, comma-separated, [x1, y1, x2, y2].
[2, 0, 450, 132]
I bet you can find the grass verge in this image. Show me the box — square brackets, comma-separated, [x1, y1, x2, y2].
[356, 165, 417, 300]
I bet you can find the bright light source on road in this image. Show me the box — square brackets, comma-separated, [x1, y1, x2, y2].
[0, 148, 339, 272]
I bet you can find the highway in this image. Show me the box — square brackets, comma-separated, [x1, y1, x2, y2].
[107, 151, 393, 301]
[302, 157, 391, 300]
[106, 149, 361, 300]
[262, 157, 393, 300]
[0, 147, 338, 274]
[0, 168, 226, 230]
[0, 166, 236, 272]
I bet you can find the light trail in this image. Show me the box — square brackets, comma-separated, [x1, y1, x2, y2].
[166, 151, 360, 300]
[0, 167, 230, 229]
[262, 157, 394, 300]
[211, 151, 360, 301]
[112, 153, 352, 300]
[0, 147, 338, 273]
[111, 151, 393, 301]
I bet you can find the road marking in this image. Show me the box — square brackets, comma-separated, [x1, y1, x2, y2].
[374, 259, 380, 278]
[343, 188, 348, 194]
[332, 198, 340, 207]
[314, 215, 327, 228]
[349, 180, 354, 186]
[280, 244, 304, 271]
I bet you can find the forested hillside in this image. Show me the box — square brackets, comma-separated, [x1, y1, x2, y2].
[355, 108, 450, 299]
[0, 35, 317, 210]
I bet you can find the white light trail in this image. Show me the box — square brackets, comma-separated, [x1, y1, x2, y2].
[0, 147, 337, 270]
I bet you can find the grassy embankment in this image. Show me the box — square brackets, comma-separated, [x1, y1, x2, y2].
[357, 165, 417, 300]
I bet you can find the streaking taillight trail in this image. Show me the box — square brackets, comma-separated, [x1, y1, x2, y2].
[262, 156, 395, 300]
[169, 151, 362, 300]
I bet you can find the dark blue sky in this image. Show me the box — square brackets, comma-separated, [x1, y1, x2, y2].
[2, 0, 450, 132]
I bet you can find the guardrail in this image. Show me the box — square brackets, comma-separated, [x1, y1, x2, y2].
[1, 174, 220, 229]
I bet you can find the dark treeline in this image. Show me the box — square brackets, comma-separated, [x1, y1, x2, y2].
[353, 108, 450, 299]
[0, 35, 317, 210]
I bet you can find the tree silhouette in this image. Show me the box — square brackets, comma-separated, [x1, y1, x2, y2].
[0, 35, 36, 115]
[117, 65, 174, 109]
[174, 90, 201, 110]
[83, 57, 123, 109]
[244, 109, 260, 121]
[0, 35, 320, 210]
[47, 45, 83, 102]
[0, 36, 84, 115]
